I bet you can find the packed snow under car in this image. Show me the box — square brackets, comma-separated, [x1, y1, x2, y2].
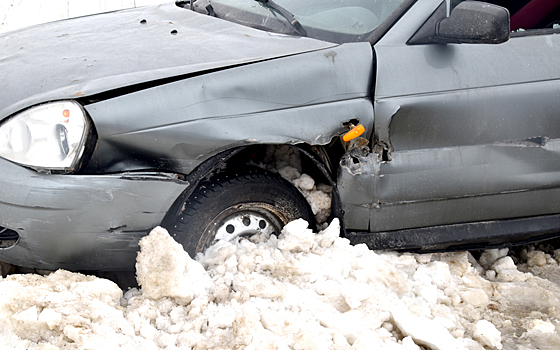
[1, 0, 560, 271]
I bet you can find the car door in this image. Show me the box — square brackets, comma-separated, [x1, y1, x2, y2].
[368, 0, 560, 232]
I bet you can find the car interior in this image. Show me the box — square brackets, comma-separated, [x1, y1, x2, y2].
[461, 0, 560, 31]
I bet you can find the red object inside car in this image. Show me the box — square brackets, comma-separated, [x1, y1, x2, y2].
[510, 0, 560, 30]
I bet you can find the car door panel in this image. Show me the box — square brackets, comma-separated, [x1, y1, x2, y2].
[367, 0, 560, 232]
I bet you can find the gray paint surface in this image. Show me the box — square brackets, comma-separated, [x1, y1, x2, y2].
[0, 5, 374, 270]
[0, 0, 165, 33]
[2, 0, 560, 269]
[355, 0, 560, 232]
[0, 2, 334, 121]
[0, 157, 187, 270]
[84, 43, 374, 174]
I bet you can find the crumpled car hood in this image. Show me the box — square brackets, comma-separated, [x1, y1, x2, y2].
[0, 2, 335, 120]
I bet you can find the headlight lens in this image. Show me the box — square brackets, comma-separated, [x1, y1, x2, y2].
[0, 101, 90, 172]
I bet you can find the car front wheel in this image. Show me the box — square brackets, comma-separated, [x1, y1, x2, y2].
[166, 172, 315, 257]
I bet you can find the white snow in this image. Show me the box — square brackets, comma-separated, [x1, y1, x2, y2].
[261, 145, 333, 226]
[135, 226, 214, 305]
[2, 222, 560, 349]
[473, 320, 502, 349]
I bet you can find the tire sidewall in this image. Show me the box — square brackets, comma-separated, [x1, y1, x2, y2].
[167, 173, 315, 257]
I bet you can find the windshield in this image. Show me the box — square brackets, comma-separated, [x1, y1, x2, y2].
[193, 0, 406, 43]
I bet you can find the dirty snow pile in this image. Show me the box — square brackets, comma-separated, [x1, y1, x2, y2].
[1, 222, 560, 349]
[260, 145, 333, 226]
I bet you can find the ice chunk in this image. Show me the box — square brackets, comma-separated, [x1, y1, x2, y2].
[278, 165, 301, 181]
[402, 336, 421, 350]
[473, 320, 502, 349]
[491, 256, 527, 282]
[479, 248, 508, 269]
[459, 289, 489, 307]
[278, 219, 315, 252]
[527, 319, 556, 335]
[136, 226, 213, 305]
[391, 304, 465, 350]
[527, 250, 547, 267]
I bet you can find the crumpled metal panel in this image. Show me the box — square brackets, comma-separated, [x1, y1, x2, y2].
[0, 40, 374, 270]
[338, 148, 378, 231]
[83, 43, 375, 174]
[369, 140, 560, 231]
[0, 2, 335, 121]
[351, 0, 560, 233]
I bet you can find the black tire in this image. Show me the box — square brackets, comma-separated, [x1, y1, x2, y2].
[166, 172, 315, 257]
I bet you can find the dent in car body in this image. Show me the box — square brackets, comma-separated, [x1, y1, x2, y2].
[338, 140, 379, 231]
[337, 0, 560, 236]
[0, 2, 335, 121]
[83, 43, 375, 174]
[3, 0, 560, 268]
[0, 5, 375, 270]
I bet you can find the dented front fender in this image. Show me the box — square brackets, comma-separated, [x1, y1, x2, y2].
[83, 43, 375, 174]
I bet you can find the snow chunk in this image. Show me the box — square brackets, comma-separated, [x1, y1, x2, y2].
[473, 320, 502, 349]
[459, 288, 489, 307]
[527, 319, 557, 335]
[278, 219, 315, 252]
[491, 256, 527, 282]
[136, 226, 213, 305]
[391, 304, 465, 350]
[527, 250, 547, 267]
[262, 145, 332, 224]
[278, 165, 301, 181]
[402, 336, 421, 350]
[479, 248, 508, 269]
[0, 270, 140, 348]
[293, 173, 315, 191]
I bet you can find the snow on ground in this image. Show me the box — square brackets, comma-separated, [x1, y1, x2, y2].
[1, 222, 560, 350]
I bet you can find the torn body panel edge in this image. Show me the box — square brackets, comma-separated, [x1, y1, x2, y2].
[82, 42, 375, 175]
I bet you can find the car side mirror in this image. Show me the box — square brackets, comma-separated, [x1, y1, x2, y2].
[408, 1, 510, 45]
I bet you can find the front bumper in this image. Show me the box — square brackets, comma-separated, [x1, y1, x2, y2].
[0, 157, 188, 271]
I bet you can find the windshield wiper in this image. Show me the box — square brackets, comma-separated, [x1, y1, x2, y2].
[254, 0, 307, 37]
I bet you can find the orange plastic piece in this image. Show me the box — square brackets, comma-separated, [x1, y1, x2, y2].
[342, 124, 365, 142]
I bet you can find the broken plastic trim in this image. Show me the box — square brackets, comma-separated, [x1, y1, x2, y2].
[0, 227, 19, 249]
[119, 171, 187, 184]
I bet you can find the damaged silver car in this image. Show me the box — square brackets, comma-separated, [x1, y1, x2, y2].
[1, 0, 560, 271]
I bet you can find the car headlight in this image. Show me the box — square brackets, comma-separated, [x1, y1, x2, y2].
[0, 101, 90, 173]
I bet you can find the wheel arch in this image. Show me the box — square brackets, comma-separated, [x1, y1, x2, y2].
[160, 143, 345, 234]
